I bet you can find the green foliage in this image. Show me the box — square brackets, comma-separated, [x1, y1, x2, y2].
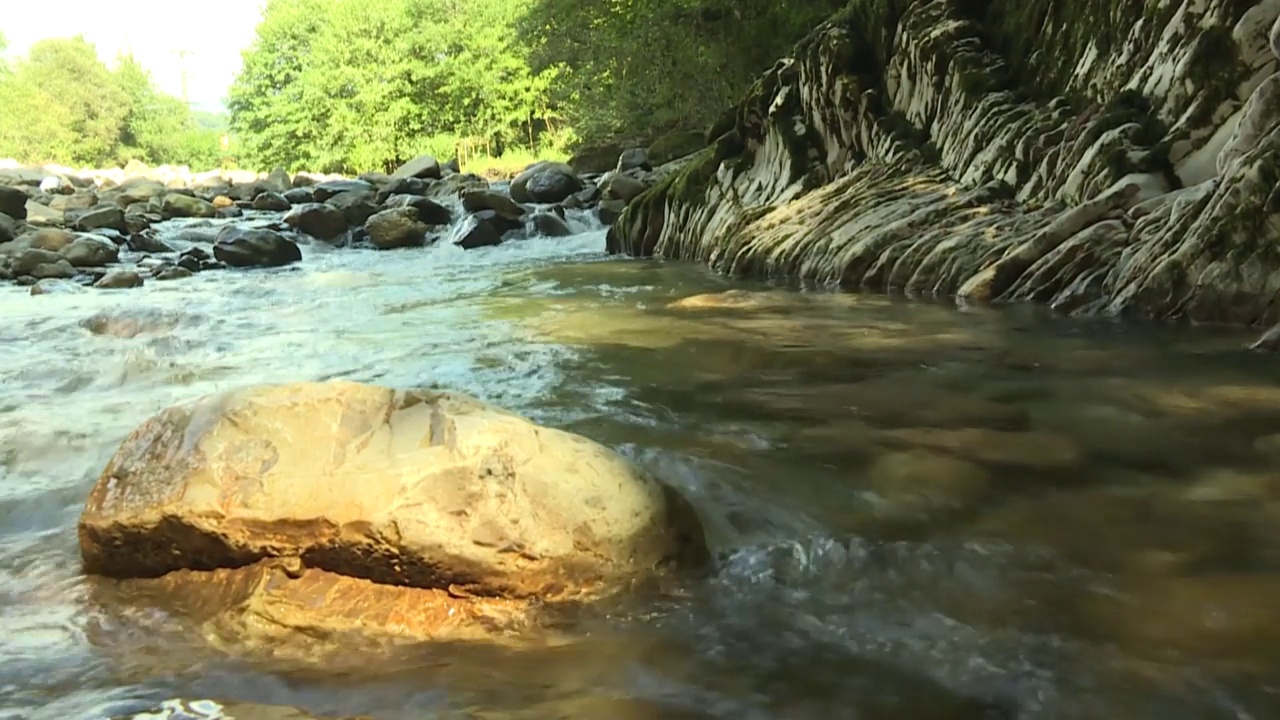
[0, 36, 228, 168]
[228, 0, 561, 174]
[517, 0, 848, 144]
[227, 0, 839, 171]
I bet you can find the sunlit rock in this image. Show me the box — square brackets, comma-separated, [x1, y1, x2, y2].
[609, 0, 1280, 327]
[79, 381, 707, 659]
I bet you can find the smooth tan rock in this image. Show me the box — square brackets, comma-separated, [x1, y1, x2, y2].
[78, 382, 706, 602]
[864, 449, 991, 518]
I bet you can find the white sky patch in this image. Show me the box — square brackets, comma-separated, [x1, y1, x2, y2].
[4, 0, 267, 110]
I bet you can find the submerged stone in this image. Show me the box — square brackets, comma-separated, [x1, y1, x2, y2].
[78, 382, 707, 656]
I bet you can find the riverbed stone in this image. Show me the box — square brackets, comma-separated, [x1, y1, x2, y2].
[510, 162, 583, 204]
[876, 427, 1083, 468]
[365, 207, 429, 249]
[462, 189, 526, 219]
[312, 179, 376, 203]
[531, 212, 573, 237]
[864, 449, 991, 520]
[61, 235, 120, 267]
[78, 381, 706, 652]
[0, 185, 28, 219]
[72, 205, 128, 234]
[161, 193, 218, 220]
[382, 193, 453, 226]
[282, 203, 347, 242]
[94, 269, 145, 289]
[391, 154, 443, 181]
[212, 226, 302, 268]
[251, 191, 291, 212]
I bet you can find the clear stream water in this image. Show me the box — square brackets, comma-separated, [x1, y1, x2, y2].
[2, 213, 1279, 719]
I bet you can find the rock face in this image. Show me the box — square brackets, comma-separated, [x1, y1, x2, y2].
[608, 0, 1280, 327]
[78, 382, 706, 653]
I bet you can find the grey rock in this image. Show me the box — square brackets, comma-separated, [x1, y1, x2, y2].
[365, 207, 429, 250]
[0, 186, 28, 219]
[251, 192, 291, 212]
[61, 236, 119, 267]
[73, 205, 129, 233]
[382, 194, 453, 225]
[94, 270, 144, 289]
[283, 203, 347, 242]
[213, 226, 302, 268]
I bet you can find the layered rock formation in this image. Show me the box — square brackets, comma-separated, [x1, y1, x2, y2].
[608, 0, 1280, 327]
[79, 382, 706, 660]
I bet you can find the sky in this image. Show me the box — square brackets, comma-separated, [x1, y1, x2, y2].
[4, 0, 267, 112]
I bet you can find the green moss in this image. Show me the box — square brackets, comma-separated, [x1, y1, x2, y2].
[648, 129, 708, 165]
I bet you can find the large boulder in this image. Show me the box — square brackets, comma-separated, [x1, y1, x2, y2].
[364, 207, 429, 249]
[0, 185, 28, 219]
[510, 163, 583, 204]
[161, 193, 218, 220]
[72, 205, 129, 234]
[61, 235, 120, 267]
[78, 382, 705, 653]
[390, 155, 443, 181]
[251, 191, 291, 212]
[312, 179, 375, 203]
[212, 226, 302, 268]
[282, 203, 347, 242]
[381, 194, 453, 225]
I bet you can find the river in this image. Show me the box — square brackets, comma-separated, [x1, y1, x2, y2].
[2, 210, 1279, 719]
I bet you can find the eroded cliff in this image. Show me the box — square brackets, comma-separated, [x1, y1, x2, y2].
[607, 0, 1280, 326]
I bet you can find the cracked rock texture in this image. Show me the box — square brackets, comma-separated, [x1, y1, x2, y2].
[79, 381, 707, 656]
[608, 0, 1280, 326]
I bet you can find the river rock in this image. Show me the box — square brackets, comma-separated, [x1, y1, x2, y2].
[531, 212, 572, 237]
[72, 205, 128, 233]
[0, 185, 28, 219]
[127, 230, 174, 253]
[462, 189, 526, 218]
[601, 174, 647, 202]
[864, 449, 991, 521]
[282, 203, 347, 242]
[391, 154, 443, 181]
[375, 176, 429, 203]
[251, 191, 291, 212]
[155, 266, 195, 281]
[456, 216, 503, 249]
[312, 179, 375, 203]
[49, 191, 97, 213]
[161, 193, 218, 220]
[283, 187, 314, 204]
[7, 228, 76, 254]
[212, 226, 302, 268]
[23, 199, 63, 226]
[510, 162, 582, 204]
[598, 199, 627, 225]
[0, 212, 17, 244]
[617, 147, 651, 173]
[112, 179, 168, 208]
[327, 189, 379, 226]
[94, 269, 144, 289]
[62, 235, 120, 267]
[77, 382, 706, 652]
[365, 207, 429, 249]
[382, 193, 453, 225]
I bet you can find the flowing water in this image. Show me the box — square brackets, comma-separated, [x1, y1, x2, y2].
[2, 211, 1280, 719]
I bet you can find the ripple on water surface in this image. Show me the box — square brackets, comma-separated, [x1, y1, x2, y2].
[3, 225, 1280, 719]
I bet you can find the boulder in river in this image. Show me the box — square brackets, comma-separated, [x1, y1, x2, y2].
[382, 193, 453, 226]
[510, 162, 583, 204]
[0, 185, 28, 219]
[312, 179, 376, 203]
[161, 193, 218, 220]
[364, 206, 429, 249]
[390, 154, 443, 181]
[461, 189, 526, 219]
[72, 205, 129, 234]
[282, 203, 347, 242]
[77, 382, 706, 657]
[93, 269, 144, 289]
[531, 212, 573, 237]
[212, 225, 302, 268]
[61, 234, 119, 267]
[251, 191, 291, 212]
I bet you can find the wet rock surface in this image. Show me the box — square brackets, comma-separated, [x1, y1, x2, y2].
[608, 0, 1280, 333]
[78, 381, 707, 659]
[0, 156, 653, 294]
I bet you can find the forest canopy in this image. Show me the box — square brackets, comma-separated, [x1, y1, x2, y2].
[0, 35, 227, 169]
[228, 0, 846, 174]
[0, 0, 844, 173]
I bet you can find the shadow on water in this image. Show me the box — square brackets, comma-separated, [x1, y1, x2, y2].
[3, 233, 1280, 719]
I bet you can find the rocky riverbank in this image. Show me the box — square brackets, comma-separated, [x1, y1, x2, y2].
[0, 149, 669, 294]
[607, 0, 1280, 339]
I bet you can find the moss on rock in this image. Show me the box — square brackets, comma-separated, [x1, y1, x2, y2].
[608, 0, 1280, 326]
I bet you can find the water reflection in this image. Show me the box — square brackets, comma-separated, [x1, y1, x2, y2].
[2, 225, 1279, 718]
